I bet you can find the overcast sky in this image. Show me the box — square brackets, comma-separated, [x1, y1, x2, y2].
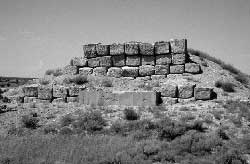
[0, 0, 250, 77]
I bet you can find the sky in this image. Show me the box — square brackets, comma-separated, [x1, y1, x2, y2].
[0, 0, 250, 77]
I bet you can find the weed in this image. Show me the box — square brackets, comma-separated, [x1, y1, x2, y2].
[21, 114, 39, 129]
[123, 108, 139, 121]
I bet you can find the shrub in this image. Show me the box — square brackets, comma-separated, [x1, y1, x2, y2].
[69, 75, 88, 85]
[59, 126, 74, 135]
[215, 80, 235, 92]
[21, 114, 39, 129]
[39, 78, 50, 85]
[45, 69, 54, 75]
[100, 78, 113, 87]
[60, 114, 74, 127]
[45, 68, 63, 77]
[123, 108, 139, 121]
[73, 111, 107, 133]
[234, 74, 249, 85]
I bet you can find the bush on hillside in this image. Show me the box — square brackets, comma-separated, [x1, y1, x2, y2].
[215, 80, 235, 92]
[235, 74, 249, 85]
[123, 108, 140, 121]
[60, 114, 74, 127]
[21, 114, 39, 129]
[45, 68, 63, 77]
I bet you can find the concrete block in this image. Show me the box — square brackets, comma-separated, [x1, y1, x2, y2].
[178, 83, 195, 99]
[96, 44, 109, 56]
[23, 84, 38, 97]
[170, 65, 184, 74]
[83, 44, 97, 58]
[112, 55, 126, 67]
[160, 83, 177, 98]
[125, 43, 139, 55]
[88, 57, 100, 67]
[154, 41, 170, 54]
[185, 63, 201, 74]
[67, 97, 79, 103]
[68, 86, 80, 96]
[53, 85, 68, 99]
[99, 56, 112, 67]
[139, 43, 154, 55]
[172, 53, 186, 64]
[155, 65, 169, 75]
[38, 85, 53, 100]
[139, 65, 155, 76]
[156, 54, 172, 65]
[178, 97, 196, 103]
[71, 57, 87, 67]
[9, 96, 24, 104]
[24, 97, 37, 103]
[122, 66, 139, 77]
[141, 56, 155, 65]
[63, 65, 78, 75]
[151, 75, 166, 80]
[170, 39, 187, 54]
[110, 43, 124, 55]
[52, 98, 65, 103]
[79, 67, 93, 75]
[107, 67, 123, 78]
[93, 67, 107, 76]
[161, 97, 178, 105]
[194, 87, 212, 100]
[126, 56, 141, 66]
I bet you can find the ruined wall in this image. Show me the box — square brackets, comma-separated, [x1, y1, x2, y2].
[67, 39, 201, 78]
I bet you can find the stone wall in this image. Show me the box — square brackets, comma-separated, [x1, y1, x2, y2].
[67, 39, 201, 78]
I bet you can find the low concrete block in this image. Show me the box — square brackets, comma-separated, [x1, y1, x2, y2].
[53, 85, 68, 99]
[38, 85, 53, 100]
[154, 41, 170, 54]
[160, 83, 177, 98]
[161, 97, 178, 105]
[67, 97, 79, 103]
[122, 66, 139, 77]
[99, 56, 112, 67]
[110, 44, 124, 55]
[178, 83, 195, 99]
[139, 43, 154, 55]
[151, 75, 166, 80]
[96, 44, 109, 56]
[71, 57, 87, 67]
[170, 39, 187, 54]
[141, 56, 155, 65]
[79, 90, 159, 106]
[24, 97, 37, 103]
[139, 65, 155, 76]
[170, 65, 184, 74]
[172, 53, 186, 65]
[112, 55, 126, 67]
[88, 57, 100, 67]
[52, 98, 65, 103]
[185, 63, 201, 74]
[83, 44, 97, 58]
[155, 65, 169, 75]
[93, 67, 107, 76]
[79, 67, 93, 75]
[125, 43, 139, 55]
[107, 67, 123, 78]
[126, 56, 141, 66]
[68, 86, 80, 96]
[156, 54, 172, 65]
[63, 65, 78, 75]
[9, 96, 24, 104]
[23, 84, 38, 97]
[194, 87, 212, 100]
[178, 97, 196, 103]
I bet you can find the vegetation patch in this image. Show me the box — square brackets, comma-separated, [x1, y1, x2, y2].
[215, 80, 235, 92]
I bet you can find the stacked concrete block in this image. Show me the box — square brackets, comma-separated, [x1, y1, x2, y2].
[83, 44, 97, 58]
[125, 43, 139, 55]
[161, 97, 178, 105]
[24, 97, 37, 103]
[160, 83, 178, 98]
[79, 67, 93, 75]
[93, 67, 107, 76]
[107, 67, 123, 78]
[126, 56, 141, 66]
[96, 44, 109, 56]
[151, 75, 166, 80]
[23, 84, 38, 97]
[53, 85, 68, 100]
[185, 63, 201, 74]
[139, 65, 155, 76]
[110, 44, 124, 55]
[67, 97, 79, 103]
[71, 57, 87, 67]
[88, 57, 100, 67]
[122, 66, 139, 77]
[141, 56, 155, 65]
[139, 43, 154, 56]
[155, 65, 169, 75]
[99, 56, 112, 67]
[112, 55, 126, 67]
[172, 53, 186, 64]
[38, 85, 53, 100]
[170, 39, 187, 54]
[156, 55, 172, 65]
[194, 87, 212, 100]
[170, 65, 185, 74]
[52, 98, 65, 103]
[178, 83, 195, 99]
[154, 41, 170, 54]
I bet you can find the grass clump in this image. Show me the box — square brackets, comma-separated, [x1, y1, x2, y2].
[45, 68, 63, 77]
[215, 80, 235, 92]
[234, 74, 249, 85]
[123, 108, 140, 121]
[21, 114, 39, 129]
[38, 78, 50, 85]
